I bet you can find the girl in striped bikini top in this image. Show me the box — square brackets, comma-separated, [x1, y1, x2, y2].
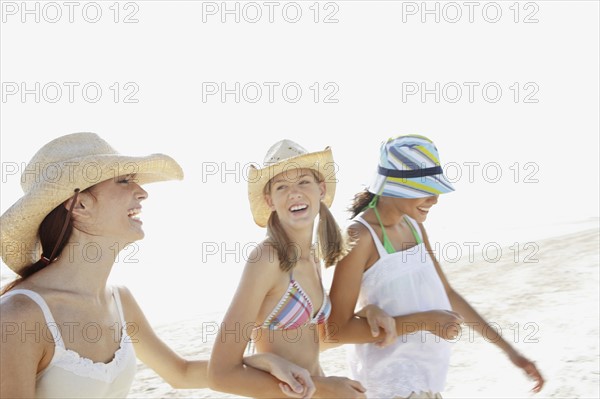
[259, 271, 332, 330]
[209, 140, 377, 398]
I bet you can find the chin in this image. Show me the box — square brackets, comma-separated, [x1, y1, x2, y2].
[286, 217, 316, 231]
[127, 230, 145, 242]
[410, 213, 428, 223]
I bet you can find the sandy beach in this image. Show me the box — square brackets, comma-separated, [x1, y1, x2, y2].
[1, 0, 598, 397]
[123, 226, 599, 399]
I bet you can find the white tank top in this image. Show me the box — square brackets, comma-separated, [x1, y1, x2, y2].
[346, 216, 453, 398]
[1, 288, 137, 398]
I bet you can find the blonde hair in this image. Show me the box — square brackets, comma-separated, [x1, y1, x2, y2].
[264, 170, 351, 271]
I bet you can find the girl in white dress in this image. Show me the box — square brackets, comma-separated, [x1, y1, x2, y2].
[328, 135, 545, 398]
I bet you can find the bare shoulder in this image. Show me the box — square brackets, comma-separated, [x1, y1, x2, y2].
[0, 291, 48, 325]
[346, 221, 376, 256]
[113, 284, 134, 302]
[0, 291, 50, 359]
[347, 220, 373, 243]
[111, 285, 146, 322]
[245, 239, 283, 274]
[112, 284, 136, 308]
[336, 221, 377, 271]
[230, 239, 285, 298]
[1, 291, 50, 394]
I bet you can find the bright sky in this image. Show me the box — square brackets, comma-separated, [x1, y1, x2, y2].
[1, 1, 598, 324]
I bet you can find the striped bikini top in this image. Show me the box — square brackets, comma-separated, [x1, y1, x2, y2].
[259, 272, 332, 330]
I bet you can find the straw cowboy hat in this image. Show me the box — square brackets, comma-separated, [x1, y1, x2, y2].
[368, 134, 455, 198]
[0, 132, 184, 275]
[248, 139, 336, 228]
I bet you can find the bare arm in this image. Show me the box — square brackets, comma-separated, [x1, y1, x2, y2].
[208, 244, 366, 399]
[0, 296, 49, 398]
[328, 223, 425, 347]
[118, 285, 318, 395]
[243, 352, 317, 397]
[419, 222, 544, 393]
[207, 244, 311, 398]
[119, 286, 210, 389]
[327, 222, 464, 349]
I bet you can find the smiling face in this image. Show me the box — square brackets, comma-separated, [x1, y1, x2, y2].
[71, 174, 148, 243]
[389, 194, 439, 223]
[264, 168, 326, 231]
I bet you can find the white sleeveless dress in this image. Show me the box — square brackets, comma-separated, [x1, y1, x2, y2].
[1, 288, 137, 398]
[347, 216, 453, 398]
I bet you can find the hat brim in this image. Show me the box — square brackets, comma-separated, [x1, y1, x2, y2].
[248, 147, 336, 228]
[368, 170, 455, 198]
[1, 153, 183, 274]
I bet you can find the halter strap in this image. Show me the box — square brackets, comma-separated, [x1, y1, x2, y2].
[404, 216, 423, 245]
[364, 195, 422, 254]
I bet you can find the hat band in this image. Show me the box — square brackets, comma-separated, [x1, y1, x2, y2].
[378, 165, 443, 178]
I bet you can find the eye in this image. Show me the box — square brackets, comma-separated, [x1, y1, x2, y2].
[276, 184, 287, 191]
[118, 175, 137, 184]
[300, 179, 310, 184]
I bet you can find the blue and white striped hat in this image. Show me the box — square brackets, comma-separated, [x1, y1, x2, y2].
[367, 135, 455, 198]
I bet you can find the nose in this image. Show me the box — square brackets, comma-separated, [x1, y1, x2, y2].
[428, 194, 439, 205]
[288, 184, 302, 199]
[134, 183, 148, 201]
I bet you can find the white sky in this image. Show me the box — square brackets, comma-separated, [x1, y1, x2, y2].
[1, 1, 598, 324]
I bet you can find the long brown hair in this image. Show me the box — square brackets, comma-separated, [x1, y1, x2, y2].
[264, 171, 351, 271]
[0, 189, 90, 295]
[349, 189, 375, 218]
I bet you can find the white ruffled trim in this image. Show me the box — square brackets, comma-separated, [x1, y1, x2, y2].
[51, 333, 134, 384]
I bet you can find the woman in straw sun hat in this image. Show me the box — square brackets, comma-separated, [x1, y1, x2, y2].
[0, 132, 319, 398]
[328, 134, 545, 398]
[208, 139, 403, 398]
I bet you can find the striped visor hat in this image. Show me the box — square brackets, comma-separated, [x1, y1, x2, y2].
[367, 134, 455, 198]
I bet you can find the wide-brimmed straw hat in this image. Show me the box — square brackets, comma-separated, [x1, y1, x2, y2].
[248, 139, 336, 228]
[0, 132, 184, 275]
[368, 134, 455, 198]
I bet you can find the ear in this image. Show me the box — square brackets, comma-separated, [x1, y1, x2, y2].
[264, 194, 276, 211]
[318, 181, 326, 200]
[64, 191, 91, 219]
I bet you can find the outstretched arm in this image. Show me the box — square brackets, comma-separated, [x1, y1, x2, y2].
[419, 222, 545, 393]
[119, 284, 312, 395]
[119, 285, 211, 389]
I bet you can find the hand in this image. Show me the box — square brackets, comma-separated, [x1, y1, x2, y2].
[421, 310, 464, 340]
[314, 376, 366, 399]
[362, 305, 397, 348]
[268, 356, 316, 399]
[508, 351, 545, 393]
[244, 353, 315, 398]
